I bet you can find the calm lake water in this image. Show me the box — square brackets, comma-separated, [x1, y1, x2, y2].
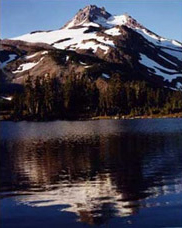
[0, 119, 182, 228]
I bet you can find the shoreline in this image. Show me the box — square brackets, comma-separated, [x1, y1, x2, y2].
[0, 112, 182, 122]
[91, 113, 182, 120]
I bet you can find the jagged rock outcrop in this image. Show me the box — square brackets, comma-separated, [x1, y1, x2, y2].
[64, 5, 111, 28]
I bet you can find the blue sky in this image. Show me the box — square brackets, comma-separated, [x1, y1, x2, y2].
[1, 0, 182, 41]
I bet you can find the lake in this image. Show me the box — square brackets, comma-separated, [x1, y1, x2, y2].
[0, 119, 182, 228]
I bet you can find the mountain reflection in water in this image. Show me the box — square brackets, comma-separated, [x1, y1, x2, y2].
[0, 119, 182, 226]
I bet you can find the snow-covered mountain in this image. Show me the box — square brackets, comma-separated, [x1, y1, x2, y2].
[11, 5, 182, 51]
[0, 5, 182, 91]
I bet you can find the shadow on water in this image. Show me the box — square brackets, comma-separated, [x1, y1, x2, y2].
[0, 119, 182, 227]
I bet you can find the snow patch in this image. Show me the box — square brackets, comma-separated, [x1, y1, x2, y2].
[107, 15, 128, 26]
[158, 54, 177, 66]
[83, 22, 100, 27]
[102, 73, 110, 79]
[80, 61, 87, 65]
[105, 27, 121, 36]
[0, 96, 13, 101]
[94, 15, 127, 28]
[41, 51, 48, 55]
[26, 51, 47, 60]
[172, 40, 182, 47]
[176, 82, 182, 89]
[161, 48, 182, 62]
[96, 36, 115, 47]
[139, 54, 182, 82]
[26, 53, 38, 60]
[84, 65, 92, 68]
[13, 57, 44, 73]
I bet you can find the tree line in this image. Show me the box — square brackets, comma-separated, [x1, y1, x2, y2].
[9, 74, 182, 120]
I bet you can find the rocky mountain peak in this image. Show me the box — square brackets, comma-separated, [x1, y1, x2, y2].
[64, 5, 112, 28]
[64, 5, 145, 30]
[83, 5, 111, 18]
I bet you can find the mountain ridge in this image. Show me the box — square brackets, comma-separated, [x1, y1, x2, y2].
[0, 4, 182, 90]
[11, 5, 182, 47]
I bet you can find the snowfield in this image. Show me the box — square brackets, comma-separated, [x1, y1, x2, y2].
[139, 54, 182, 82]
[13, 27, 114, 54]
[11, 12, 182, 58]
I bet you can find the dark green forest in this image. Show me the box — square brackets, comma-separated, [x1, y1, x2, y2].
[1, 74, 182, 120]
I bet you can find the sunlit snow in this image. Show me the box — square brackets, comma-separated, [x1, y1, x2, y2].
[13, 57, 44, 73]
[94, 15, 127, 28]
[25, 53, 38, 60]
[139, 54, 182, 82]
[11, 12, 182, 58]
[105, 27, 121, 36]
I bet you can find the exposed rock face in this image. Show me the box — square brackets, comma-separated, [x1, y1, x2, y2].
[0, 5, 182, 93]
[64, 5, 112, 28]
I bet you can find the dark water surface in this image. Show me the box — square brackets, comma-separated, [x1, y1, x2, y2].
[0, 119, 182, 228]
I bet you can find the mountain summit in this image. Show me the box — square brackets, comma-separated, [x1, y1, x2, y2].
[64, 5, 143, 30]
[0, 5, 182, 90]
[64, 5, 112, 28]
